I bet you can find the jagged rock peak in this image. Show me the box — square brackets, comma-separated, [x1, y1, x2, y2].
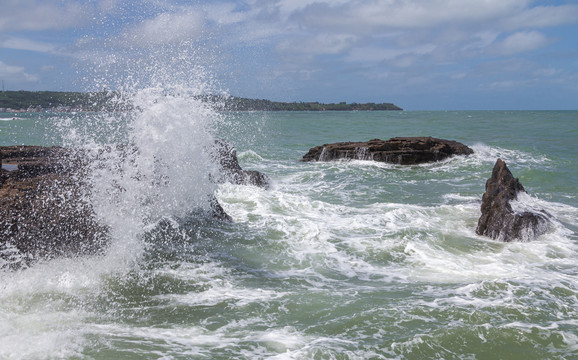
[476, 158, 551, 242]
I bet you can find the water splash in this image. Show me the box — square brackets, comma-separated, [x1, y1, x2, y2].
[53, 31, 227, 264]
[83, 90, 221, 262]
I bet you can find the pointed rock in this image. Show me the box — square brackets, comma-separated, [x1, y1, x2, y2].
[476, 158, 551, 242]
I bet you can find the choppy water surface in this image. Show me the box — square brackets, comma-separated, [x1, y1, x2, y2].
[1, 109, 577, 359]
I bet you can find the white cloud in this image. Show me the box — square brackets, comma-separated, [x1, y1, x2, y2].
[204, 3, 248, 25]
[494, 31, 548, 55]
[0, 36, 57, 53]
[451, 72, 467, 80]
[276, 0, 351, 18]
[291, 0, 530, 32]
[250, 0, 577, 75]
[241, 0, 558, 65]
[121, 11, 204, 47]
[0, 61, 38, 82]
[504, 5, 578, 30]
[0, 0, 85, 32]
[483, 79, 533, 90]
[346, 43, 436, 63]
[532, 67, 559, 77]
[346, 47, 406, 63]
[277, 33, 358, 55]
[1, 0, 576, 105]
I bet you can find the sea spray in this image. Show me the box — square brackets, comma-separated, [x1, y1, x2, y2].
[0, 85, 229, 354]
[53, 20, 228, 261]
[56, 89, 222, 265]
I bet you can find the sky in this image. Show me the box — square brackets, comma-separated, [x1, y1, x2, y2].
[1, 0, 578, 110]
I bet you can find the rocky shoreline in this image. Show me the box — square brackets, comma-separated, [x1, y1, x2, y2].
[0, 142, 268, 269]
[0, 146, 108, 268]
[1, 137, 554, 269]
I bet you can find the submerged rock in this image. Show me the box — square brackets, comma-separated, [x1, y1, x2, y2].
[302, 137, 473, 164]
[213, 139, 270, 188]
[476, 158, 551, 242]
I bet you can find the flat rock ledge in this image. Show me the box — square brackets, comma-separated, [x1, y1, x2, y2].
[476, 158, 551, 242]
[301, 137, 474, 164]
[1, 146, 108, 268]
[1, 144, 268, 269]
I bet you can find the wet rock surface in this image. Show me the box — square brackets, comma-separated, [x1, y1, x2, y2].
[213, 139, 270, 188]
[476, 158, 551, 242]
[302, 137, 473, 164]
[1, 143, 269, 268]
[0, 146, 108, 268]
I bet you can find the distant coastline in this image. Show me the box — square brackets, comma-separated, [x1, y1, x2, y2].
[0, 90, 402, 112]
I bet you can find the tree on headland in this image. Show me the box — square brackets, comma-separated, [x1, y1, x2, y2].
[0, 91, 402, 112]
[213, 96, 402, 111]
[0, 90, 131, 112]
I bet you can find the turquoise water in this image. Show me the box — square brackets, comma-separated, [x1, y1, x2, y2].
[1, 110, 577, 359]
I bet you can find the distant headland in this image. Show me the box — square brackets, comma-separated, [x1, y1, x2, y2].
[0, 90, 402, 112]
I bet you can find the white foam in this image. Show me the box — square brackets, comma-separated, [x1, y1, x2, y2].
[0, 255, 119, 359]
[512, 192, 578, 226]
[0, 65, 228, 358]
[237, 149, 264, 162]
[470, 142, 550, 166]
[0, 308, 88, 359]
[157, 279, 286, 307]
[80, 320, 316, 358]
[404, 222, 578, 283]
[219, 183, 472, 283]
[218, 166, 578, 290]
[254, 327, 308, 354]
[85, 322, 241, 356]
[510, 191, 551, 215]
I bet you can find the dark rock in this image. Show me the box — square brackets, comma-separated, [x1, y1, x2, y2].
[209, 195, 233, 222]
[1, 142, 255, 269]
[476, 158, 551, 242]
[302, 137, 473, 164]
[212, 139, 270, 188]
[1, 145, 86, 178]
[0, 146, 109, 269]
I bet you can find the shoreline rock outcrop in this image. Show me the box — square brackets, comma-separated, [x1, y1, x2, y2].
[1, 146, 108, 268]
[302, 137, 473, 164]
[476, 158, 551, 242]
[1, 143, 269, 268]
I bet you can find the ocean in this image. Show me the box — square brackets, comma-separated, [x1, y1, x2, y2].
[0, 106, 577, 359]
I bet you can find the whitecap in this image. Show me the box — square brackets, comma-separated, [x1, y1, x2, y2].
[237, 149, 264, 162]
[470, 142, 551, 167]
[156, 279, 287, 308]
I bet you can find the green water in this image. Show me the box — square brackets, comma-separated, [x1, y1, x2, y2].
[1, 110, 577, 359]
